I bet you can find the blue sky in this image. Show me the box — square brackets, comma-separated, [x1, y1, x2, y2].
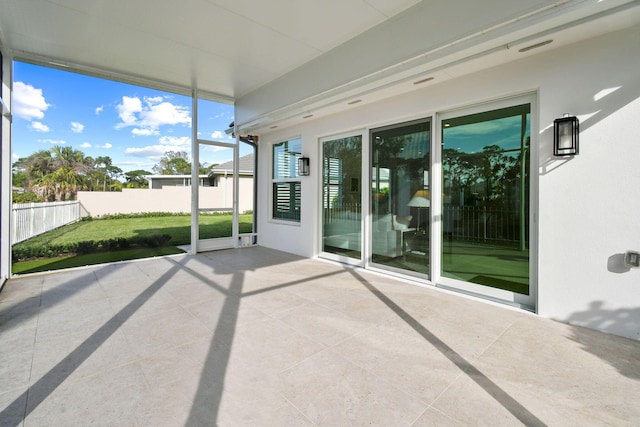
[11, 61, 238, 173]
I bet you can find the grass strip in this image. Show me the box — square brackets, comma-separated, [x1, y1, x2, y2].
[12, 247, 185, 275]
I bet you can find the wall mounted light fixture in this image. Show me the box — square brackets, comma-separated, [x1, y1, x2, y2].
[624, 250, 640, 269]
[298, 156, 310, 176]
[554, 114, 579, 156]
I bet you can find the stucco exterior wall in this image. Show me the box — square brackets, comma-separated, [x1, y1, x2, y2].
[78, 176, 254, 216]
[255, 25, 640, 339]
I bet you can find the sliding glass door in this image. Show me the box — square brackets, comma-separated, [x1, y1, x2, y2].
[439, 101, 532, 305]
[365, 98, 534, 307]
[371, 119, 431, 276]
[319, 96, 535, 308]
[321, 133, 362, 263]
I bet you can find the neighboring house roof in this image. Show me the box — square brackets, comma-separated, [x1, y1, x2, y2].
[145, 175, 213, 189]
[145, 175, 210, 180]
[209, 153, 254, 176]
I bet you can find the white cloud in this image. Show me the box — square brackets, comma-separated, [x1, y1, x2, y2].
[80, 142, 92, 148]
[96, 142, 112, 149]
[115, 95, 190, 135]
[158, 135, 190, 147]
[71, 121, 84, 133]
[125, 145, 171, 160]
[12, 153, 20, 159]
[140, 100, 191, 128]
[95, 105, 104, 115]
[202, 145, 231, 153]
[125, 136, 191, 161]
[13, 81, 50, 120]
[132, 128, 159, 136]
[210, 130, 233, 141]
[30, 121, 50, 132]
[116, 96, 142, 128]
[214, 111, 234, 120]
[145, 96, 164, 104]
[118, 160, 154, 171]
[39, 139, 66, 145]
[118, 160, 150, 167]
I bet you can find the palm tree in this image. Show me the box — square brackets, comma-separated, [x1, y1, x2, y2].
[35, 167, 86, 201]
[95, 156, 112, 191]
[14, 150, 54, 190]
[50, 145, 85, 170]
[16, 148, 123, 199]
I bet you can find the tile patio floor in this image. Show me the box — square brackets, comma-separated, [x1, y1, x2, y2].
[1, 246, 639, 426]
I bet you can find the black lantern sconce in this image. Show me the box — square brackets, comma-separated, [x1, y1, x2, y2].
[553, 114, 579, 156]
[298, 156, 310, 176]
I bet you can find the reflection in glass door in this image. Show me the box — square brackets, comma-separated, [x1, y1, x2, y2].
[441, 103, 530, 296]
[371, 119, 431, 275]
[321, 135, 362, 261]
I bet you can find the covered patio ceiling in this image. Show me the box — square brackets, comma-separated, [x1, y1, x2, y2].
[0, 0, 421, 101]
[1, 0, 640, 131]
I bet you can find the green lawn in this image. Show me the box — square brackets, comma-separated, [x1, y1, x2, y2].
[15, 213, 253, 247]
[12, 247, 186, 275]
[12, 213, 253, 274]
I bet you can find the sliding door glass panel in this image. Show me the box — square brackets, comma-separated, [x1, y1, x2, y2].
[441, 104, 530, 294]
[371, 119, 430, 275]
[197, 142, 234, 244]
[322, 135, 362, 259]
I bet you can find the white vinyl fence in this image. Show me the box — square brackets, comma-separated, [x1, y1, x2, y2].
[12, 201, 82, 244]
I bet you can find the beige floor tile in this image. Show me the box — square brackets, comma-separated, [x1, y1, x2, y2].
[242, 287, 312, 316]
[236, 269, 303, 295]
[279, 349, 428, 426]
[132, 383, 194, 426]
[163, 277, 230, 306]
[174, 336, 234, 370]
[320, 286, 406, 324]
[183, 296, 267, 340]
[0, 275, 43, 303]
[0, 326, 36, 358]
[0, 386, 29, 427]
[332, 323, 464, 405]
[429, 369, 554, 427]
[93, 262, 149, 282]
[35, 299, 116, 341]
[38, 286, 105, 312]
[138, 344, 211, 389]
[216, 394, 313, 427]
[98, 275, 165, 299]
[287, 277, 361, 307]
[40, 268, 98, 289]
[229, 317, 326, 372]
[0, 296, 40, 334]
[455, 316, 640, 426]
[276, 302, 378, 347]
[106, 287, 180, 320]
[412, 407, 466, 426]
[119, 307, 213, 359]
[0, 349, 34, 394]
[377, 302, 516, 362]
[2, 247, 639, 426]
[25, 361, 148, 426]
[30, 328, 138, 385]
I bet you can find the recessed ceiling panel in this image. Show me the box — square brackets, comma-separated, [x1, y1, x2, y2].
[0, 0, 420, 99]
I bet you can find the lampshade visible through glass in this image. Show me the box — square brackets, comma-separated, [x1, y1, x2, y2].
[407, 189, 430, 207]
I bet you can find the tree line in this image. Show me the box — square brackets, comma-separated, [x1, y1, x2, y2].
[12, 148, 212, 203]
